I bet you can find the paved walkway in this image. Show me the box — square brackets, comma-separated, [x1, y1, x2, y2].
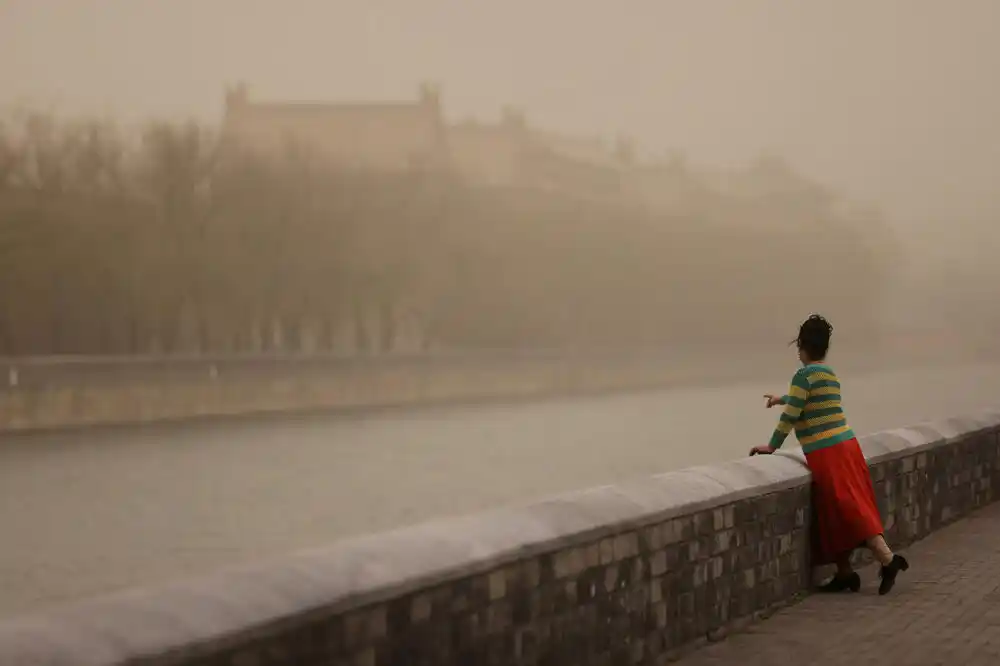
[682, 501, 1000, 665]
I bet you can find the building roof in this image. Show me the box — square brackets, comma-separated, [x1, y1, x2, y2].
[220, 84, 445, 171]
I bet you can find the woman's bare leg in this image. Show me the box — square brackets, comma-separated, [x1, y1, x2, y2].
[836, 554, 854, 577]
[866, 534, 894, 566]
[867, 534, 909, 595]
[818, 551, 860, 592]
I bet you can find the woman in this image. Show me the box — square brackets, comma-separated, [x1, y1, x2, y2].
[749, 315, 909, 595]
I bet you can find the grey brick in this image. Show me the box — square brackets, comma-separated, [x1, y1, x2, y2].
[650, 550, 668, 577]
[553, 547, 587, 579]
[613, 533, 640, 560]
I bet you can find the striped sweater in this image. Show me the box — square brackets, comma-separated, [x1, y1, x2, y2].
[769, 363, 856, 454]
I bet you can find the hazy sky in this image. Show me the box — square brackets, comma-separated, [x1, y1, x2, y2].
[2, 1, 999, 230]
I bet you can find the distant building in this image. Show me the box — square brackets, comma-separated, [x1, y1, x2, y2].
[219, 83, 630, 200]
[445, 109, 530, 187]
[446, 108, 630, 199]
[220, 82, 448, 171]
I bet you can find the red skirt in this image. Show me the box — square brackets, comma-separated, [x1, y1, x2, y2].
[806, 437, 884, 565]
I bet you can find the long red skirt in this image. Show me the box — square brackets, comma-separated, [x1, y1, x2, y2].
[806, 437, 884, 565]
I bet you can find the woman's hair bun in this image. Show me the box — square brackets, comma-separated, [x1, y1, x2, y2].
[801, 314, 833, 340]
[795, 314, 833, 358]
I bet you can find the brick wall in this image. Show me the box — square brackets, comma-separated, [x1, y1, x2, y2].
[0, 349, 973, 433]
[0, 411, 997, 665]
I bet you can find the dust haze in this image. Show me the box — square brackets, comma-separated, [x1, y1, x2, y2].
[5, 0, 1000, 618]
[1, 0, 998, 357]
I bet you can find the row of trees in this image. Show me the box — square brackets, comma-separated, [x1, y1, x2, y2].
[0, 110, 896, 356]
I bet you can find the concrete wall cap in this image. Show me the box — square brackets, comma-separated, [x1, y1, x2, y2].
[0, 546, 400, 665]
[858, 409, 1000, 463]
[859, 428, 932, 463]
[932, 413, 1000, 440]
[692, 453, 809, 500]
[983, 409, 1000, 427]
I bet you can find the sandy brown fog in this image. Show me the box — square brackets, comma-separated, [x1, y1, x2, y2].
[1, 0, 998, 357]
[5, 0, 1000, 618]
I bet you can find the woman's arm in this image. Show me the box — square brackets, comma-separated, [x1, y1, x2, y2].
[767, 371, 810, 449]
[764, 394, 787, 408]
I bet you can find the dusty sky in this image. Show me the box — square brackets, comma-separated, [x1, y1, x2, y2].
[2, 1, 998, 235]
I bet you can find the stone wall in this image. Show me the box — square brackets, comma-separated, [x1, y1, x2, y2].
[0, 348, 978, 434]
[0, 410, 997, 666]
[0, 351, 788, 433]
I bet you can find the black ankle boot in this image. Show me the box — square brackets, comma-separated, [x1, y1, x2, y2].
[818, 571, 861, 593]
[878, 555, 909, 595]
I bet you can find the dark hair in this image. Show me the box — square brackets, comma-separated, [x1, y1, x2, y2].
[794, 314, 833, 361]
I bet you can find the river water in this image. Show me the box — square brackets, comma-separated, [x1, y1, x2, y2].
[1, 361, 997, 617]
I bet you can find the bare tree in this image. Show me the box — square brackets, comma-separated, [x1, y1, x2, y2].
[0, 108, 901, 357]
